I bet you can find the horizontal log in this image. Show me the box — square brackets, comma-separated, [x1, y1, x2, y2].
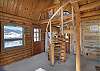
[49, 1, 70, 21]
[40, 10, 100, 24]
[40, 15, 72, 24]
[42, 0, 84, 12]
[81, 10, 100, 18]
[82, 15, 100, 21]
[80, 1, 100, 11]
[0, 12, 33, 25]
[0, 47, 32, 65]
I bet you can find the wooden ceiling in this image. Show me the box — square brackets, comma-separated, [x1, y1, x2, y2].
[0, 0, 53, 22]
[0, 0, 100, 24]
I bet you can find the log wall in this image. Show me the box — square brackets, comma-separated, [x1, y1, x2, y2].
[0, 13, 45, 66]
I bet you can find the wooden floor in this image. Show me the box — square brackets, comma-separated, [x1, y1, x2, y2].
[0, 52, 99, 71]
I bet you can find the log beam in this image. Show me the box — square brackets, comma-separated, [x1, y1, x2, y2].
[40, 10, 100, 24]
[80, 1, 100, 11]
[82, 15, 100, 21]
[61, 8, 64, 35]
[75, 4, 81, 71]
[49, 2, 70, 20]
[81, 10, 100, 18]
[0, 12, 33, 25]
[49, 21, 54, 65]
[71, 0, 81, 71]
[40, 15, 71, 24]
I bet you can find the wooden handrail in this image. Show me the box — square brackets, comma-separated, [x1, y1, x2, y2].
[49, 2, 70, 21]
[46, 2, 71, 65]
[46, 1, 70, 32]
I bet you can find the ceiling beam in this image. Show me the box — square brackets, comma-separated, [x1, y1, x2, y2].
[82, 15, 100, 21]
[40, 15, 71, 24]
[81, 10, 100, 18]
[42, 4, 60, 12]
[40, 0, 100, 24]
[50, 15, 100, 25]
[40, 1, 100, 15]
[40, 9, 100, 24]
[80, 1, 100, 11]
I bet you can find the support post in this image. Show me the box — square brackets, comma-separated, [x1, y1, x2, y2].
[71, 5, 75, 27]
[49, 21, 54, 65]
[61, 8, 64, 35]
[75, 11, 81, 71]
[71, 1, 81, 71]
[74, 3, 81, 71]
[46, 22, 49, 32]
[50, 21, 52, 44]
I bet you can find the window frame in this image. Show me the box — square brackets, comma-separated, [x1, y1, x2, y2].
[33, 28, 41, 42]
[2, 23, 24, 49]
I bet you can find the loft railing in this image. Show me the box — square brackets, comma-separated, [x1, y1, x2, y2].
[45, 1, 75, 65]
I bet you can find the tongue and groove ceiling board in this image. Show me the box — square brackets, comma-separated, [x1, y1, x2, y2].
[0, 0, 53, 22]
[0, 0, 100, 23]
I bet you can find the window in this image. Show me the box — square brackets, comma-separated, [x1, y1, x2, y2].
[90, 25, 100, 32]
[63, 11, 70, 16]
[4, 25, 24, 48]
[34, 28, 41, 42]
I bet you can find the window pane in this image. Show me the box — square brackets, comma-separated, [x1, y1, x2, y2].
[37, 29, 39, 32]
[4, 26, 23, 39]
[63, 11, 70, 16]
[90, 25, 99, 32]
[34, 28, 37, 32]
[99, 26, 100, 32]
[4, 25, 23, 48]
[34, 33, 37, 38]
[34, 38, 37, 42]
[37, 33, 39, 38]
[37, 37, 39, 41]
[33, 28, 41, 42]
[4, 40, 23, 48]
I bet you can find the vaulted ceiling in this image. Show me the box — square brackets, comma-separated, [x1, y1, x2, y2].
[0, 0, 100, 23]
[0, 0, 54, 22]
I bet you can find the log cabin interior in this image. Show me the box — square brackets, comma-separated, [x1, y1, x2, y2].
[0, 0, 100, 71]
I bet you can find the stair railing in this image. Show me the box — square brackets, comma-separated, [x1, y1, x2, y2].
[46, 1, 72, 65]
